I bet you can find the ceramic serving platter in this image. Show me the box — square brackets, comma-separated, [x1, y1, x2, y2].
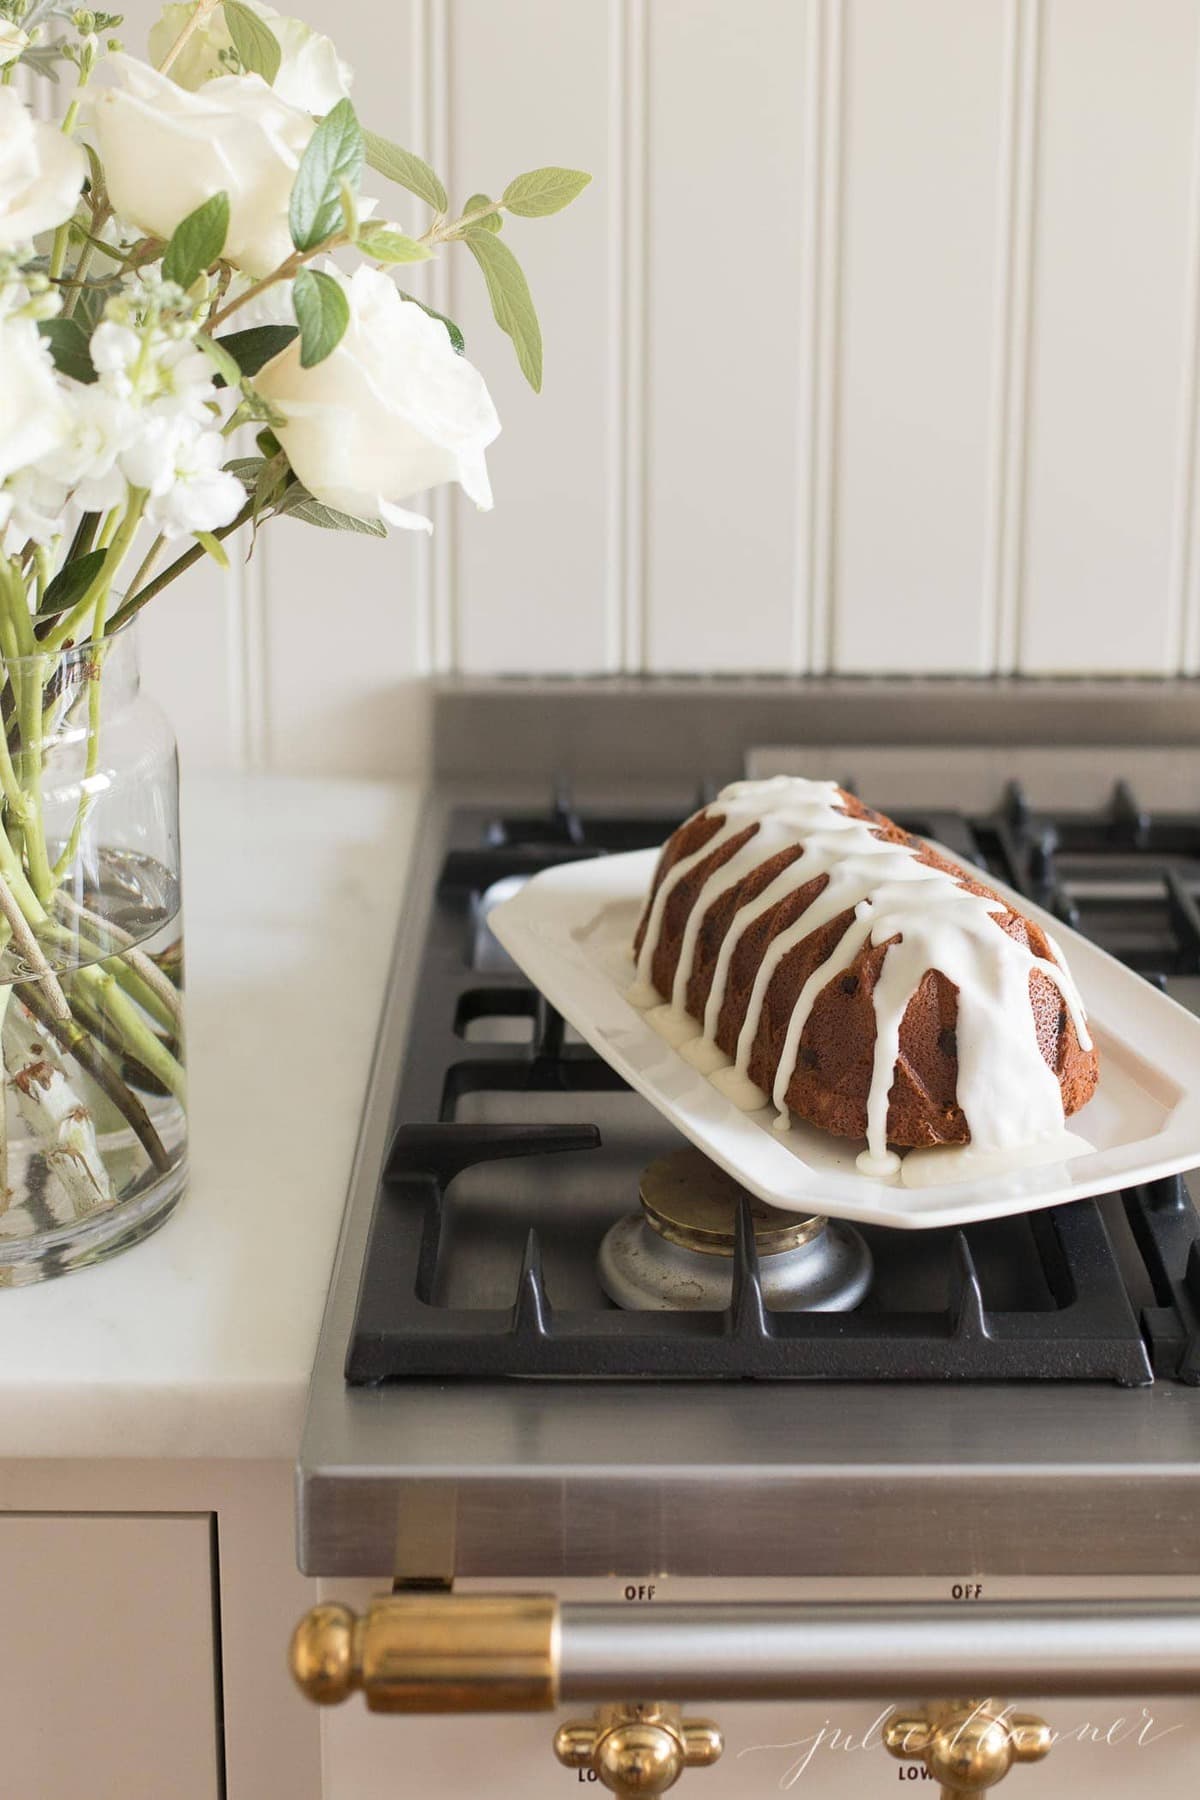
[488, 845, 1200, 1230]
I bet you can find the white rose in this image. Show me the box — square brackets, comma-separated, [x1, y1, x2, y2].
[254, 5, 352, 113]
[149, 0, 353, 113]
[0, 21, 28, 66]
[0, 316, 69, 484]
[255, 268, 500, 530]
[0, 88, 86, 250]
[88, 53, 313, 277]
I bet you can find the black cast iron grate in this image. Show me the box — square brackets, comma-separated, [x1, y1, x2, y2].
[346, 781, 1200, 1386]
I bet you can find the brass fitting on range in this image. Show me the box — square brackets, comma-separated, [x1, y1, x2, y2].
[554, 1703, 724, 1796]
[884, 1698, 1051, 1796]
[289, 1593, 560, 1713]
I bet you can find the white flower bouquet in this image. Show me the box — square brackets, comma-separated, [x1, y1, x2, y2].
[0, 0, 588, 1278]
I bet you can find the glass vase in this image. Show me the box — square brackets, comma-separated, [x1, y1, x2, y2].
[0, 624, 186, 1286]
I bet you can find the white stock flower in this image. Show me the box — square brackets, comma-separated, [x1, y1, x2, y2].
[89, 54, 314, 277]
[88, 320, 141, 379]
[255, 268, 500, 530]
[0, 88, 86, 250]
[91, 321, 219, 422]
[124, 418, 244, 537]
[149, 1, 353, 113]
[0, 316, 69, 484]
[0, 467, 71, 550]
[38, 384, 137, 513]
[0, 21, 28, 66]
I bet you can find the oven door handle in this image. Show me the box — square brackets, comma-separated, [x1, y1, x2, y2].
[290, 1594, 1200, 1711]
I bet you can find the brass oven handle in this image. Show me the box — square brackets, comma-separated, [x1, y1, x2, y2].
[291, 1594, 560, 1713]
[291, 1596, 1200, 1711]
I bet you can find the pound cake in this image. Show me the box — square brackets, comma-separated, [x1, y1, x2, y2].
[630, 777, 1099, 1173]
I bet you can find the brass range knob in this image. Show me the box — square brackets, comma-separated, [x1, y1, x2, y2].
[554, 1702, 723, 1796]
[885, 1699, 1051, 1796]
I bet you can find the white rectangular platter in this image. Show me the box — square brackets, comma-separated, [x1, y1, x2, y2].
[488, 845, 1200, 1230]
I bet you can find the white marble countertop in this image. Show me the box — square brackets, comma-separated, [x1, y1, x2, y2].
[0, 773, 421, 1462]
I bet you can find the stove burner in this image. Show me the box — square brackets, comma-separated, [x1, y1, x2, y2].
[598, 1148, 872, 1312]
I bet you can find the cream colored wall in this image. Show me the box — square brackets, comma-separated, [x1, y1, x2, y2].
[71, 2, 1200, 769]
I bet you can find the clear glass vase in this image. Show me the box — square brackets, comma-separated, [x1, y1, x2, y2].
[0, 624, 186, 1285]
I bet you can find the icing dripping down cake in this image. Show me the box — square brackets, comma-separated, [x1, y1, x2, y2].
[629, 776, 1099, 1176]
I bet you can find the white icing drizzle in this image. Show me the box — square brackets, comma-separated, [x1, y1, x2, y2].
[632, 775, 1094, 1170]
[900, 1127, 1092, 1189]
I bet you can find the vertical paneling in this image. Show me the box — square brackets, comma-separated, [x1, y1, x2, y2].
[988, 0, 1041, 672]
[1176, 15, 1200, 673]
[257, 524, 432, 775]
[804, 0, 846, 673]
[139, 548, 244, 774]
[614, 0, 647, 672]
[833, 0, 1010, 673]
[643, 0, 811, 672]
[33, 0, 1200, 769]
[260, 0, 431, 771]
[449, 0, 615, 673]
[1019, 0, 1200, 673]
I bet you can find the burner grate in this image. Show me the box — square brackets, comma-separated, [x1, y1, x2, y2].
[347, 1117, 1155, 1384]
[345, 782, 1200, 1386]
[1123, 1176, 1200, 1382]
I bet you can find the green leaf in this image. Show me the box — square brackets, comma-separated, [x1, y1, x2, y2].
[289, 98, 363, 253]
[38, 317, 96, 384]
[223, 0, 281, 82]
[339, 179, 359, 242]
[225, 457, 268, 491]
[214, 324, 298, 379]
[67, 220, 125, 264]
[274, 486, 386, 535]
[462, 193, 501, 233]
[398, 293, 464, 354]
[501, 166, 591, 218]
[162, 191, 230, 290]
[463, 228, 543, 391]
[362, 128, 447, 213]
[194, 530, 230, 570]
[196, 330, 242, 389]
[39, 549, 107, 617]
[254, 454, 292, 518]
[357, 227, 431, 265]
[83, 142, 104, 196]
[225, 453, 291, 519]
[72, 282, 110, 333]
[292, 267, 349, 368]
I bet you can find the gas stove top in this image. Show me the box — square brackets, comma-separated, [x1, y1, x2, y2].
[344, 784, 1200, 1391]
[298, 685, 1200, 1580]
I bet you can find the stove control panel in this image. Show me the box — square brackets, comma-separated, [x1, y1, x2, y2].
[308, 1576, 1200, 1800]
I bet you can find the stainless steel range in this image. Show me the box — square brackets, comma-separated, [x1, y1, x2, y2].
[292, 681, 1200, 1800]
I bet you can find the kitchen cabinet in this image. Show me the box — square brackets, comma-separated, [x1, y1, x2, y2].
[0, 780, 411, 1800]
[0, 1460, 323, 1800]
[0, 1513, 221, 1800]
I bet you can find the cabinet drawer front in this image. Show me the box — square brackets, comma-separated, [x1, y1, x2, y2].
[1, 1513, 220, 1800]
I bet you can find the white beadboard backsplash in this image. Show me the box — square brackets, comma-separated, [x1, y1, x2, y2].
[67, 1, 1200, 770]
